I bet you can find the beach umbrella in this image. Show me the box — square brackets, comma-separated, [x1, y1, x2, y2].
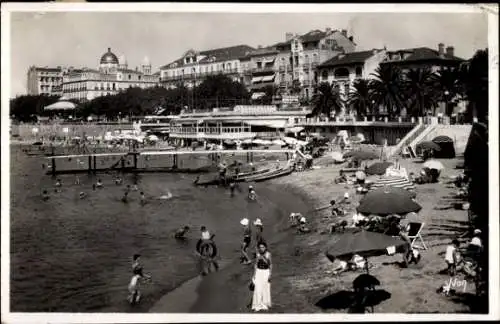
[272, 139, 286, 146]
[331, 151, 345, 162]
[147, 134, 159, 142]
[370, 176, 416, 192]
[423, 160, 444, 171]
[344, 150, 379, 161]
[366, 162, 393, 176]
[325, 229, 406, 260]
[355, 171, 366, 181]
[416, 141, 441, 151]
[358, 187, 421, 215]
[353, 274, 381, 290]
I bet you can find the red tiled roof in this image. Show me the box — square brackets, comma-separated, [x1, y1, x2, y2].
[160, 45, 255, 69]
[382, 47, 464, 64]
[318, 50, 378, 68]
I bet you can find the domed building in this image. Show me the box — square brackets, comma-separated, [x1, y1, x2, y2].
[62, 47, 160, 102]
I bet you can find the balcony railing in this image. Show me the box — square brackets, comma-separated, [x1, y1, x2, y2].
[161, 69, 240, 82]
[252, 66, 276, 73]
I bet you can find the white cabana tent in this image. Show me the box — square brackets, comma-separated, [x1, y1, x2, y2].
[44, 101, 76, 111]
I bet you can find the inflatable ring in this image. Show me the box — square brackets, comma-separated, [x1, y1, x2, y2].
[196, 240, 218, 258]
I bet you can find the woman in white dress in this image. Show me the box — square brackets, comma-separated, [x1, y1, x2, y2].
[251, 242, 272, 311]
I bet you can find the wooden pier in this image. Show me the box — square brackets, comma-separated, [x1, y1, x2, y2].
[45, 149, 295, 175]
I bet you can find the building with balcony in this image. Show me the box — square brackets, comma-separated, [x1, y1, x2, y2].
[61, 48, 160, 101]
[380, 43, 464, 73]
[240, 46, 279, 92]
[167, 105, 311, 142]
[159, 45, 255, 89]
[27, 66, 64, 96]
[317, 49, 387, 100]
[274, 28, 357, 101]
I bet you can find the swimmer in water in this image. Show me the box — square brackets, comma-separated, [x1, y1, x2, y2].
[75, 176, 80, 185]
[41, 190, 50, 201]
[132, 184, 139, 191]
[96, 179, 103, 188]
[174, 226, 190, 239]
[115, 177, 123, 185]
[229, 181, 236, 197]
[55, 179, 62, 187]
[140, 192, 146, 205]
[158, 191, 173, 200]
[248, 186, 257, 201]
[79, 191, 87, 199]
[122, 192, 129, 203]
[126, 185, 131, 193]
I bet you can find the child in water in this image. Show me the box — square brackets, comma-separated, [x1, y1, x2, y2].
[79, 191, 87, 199]
[140, 192, 146, 205]
[128, 254, 151, 305]
[96, 179, 103, 188]
[122, 192, 129, 203]
[175, 226, 190, 239]
[55, 179, 62, 187]
[41, 190, 50, 201]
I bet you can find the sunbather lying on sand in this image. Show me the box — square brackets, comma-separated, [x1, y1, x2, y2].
[329, 254, 366, 275]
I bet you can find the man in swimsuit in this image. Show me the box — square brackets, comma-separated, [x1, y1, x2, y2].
[241, 221, 252, 264]
[175, 226, 190, 239]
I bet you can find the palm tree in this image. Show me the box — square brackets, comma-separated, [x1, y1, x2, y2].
[404, 68, 439, 117]
[433, 68, 463, 116]
[347, 79, 372, 118]
[370, 65, 406, 118]
[310, 82, 343, 118]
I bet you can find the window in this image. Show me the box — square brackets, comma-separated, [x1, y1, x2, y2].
[334, 68, 349, 78]
[138, 76, 141, 80]
[112, 83, 116, 90]
[257, 61, 262, 69]
[128, 74, 131, 80]
[355, 67, 363, 77]
[321, 70, 328, 80]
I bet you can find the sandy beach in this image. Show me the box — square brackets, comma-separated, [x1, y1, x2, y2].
[149, 155, 480, 314]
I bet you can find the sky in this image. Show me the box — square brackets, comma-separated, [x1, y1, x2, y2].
[8, 10, 489, 97]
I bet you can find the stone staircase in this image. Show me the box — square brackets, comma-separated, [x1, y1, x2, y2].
[388, 123, 429, 157]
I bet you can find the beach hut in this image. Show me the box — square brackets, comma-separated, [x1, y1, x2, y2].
[432, 136, 456, 158]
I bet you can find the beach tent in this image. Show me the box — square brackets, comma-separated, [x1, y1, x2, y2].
[432, 136, 456, 158]
[44, 101, 76, 111]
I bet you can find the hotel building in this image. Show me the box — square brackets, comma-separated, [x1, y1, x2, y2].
[27, 66, 64, 96]
[61, 48, 160, 102]
[159, 45, 255, 89]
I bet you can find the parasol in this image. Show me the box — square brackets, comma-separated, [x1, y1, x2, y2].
[357, 186, 422, 215]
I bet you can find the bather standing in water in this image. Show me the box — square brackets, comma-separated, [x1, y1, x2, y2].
[41, 190, 50, 201]
[121, 191, 129, 203]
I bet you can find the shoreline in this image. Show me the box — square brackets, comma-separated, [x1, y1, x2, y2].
[148, 177, 323, 313]
[148, 156, 476, 314]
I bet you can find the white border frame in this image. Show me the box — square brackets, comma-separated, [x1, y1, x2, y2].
[1, 3, 499, 323]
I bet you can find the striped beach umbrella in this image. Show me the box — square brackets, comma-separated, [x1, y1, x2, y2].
[370, 176, 416, 192]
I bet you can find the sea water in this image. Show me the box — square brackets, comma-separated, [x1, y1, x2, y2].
[9, 145, 293, 312]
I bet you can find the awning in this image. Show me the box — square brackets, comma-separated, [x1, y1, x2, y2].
[44, 101, 76, 111]
[251, 76, 264, 83]
[261, 74, 276, 82]
[245, 120, 288, 128]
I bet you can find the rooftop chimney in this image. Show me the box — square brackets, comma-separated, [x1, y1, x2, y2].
[438, 43, 445, 56]
[285, 32, 294, 41]
[446, 46, 455, 57]
[341, 29, 347, 37]
[348, 36, 354, 42]
[326, 27, 332, 34]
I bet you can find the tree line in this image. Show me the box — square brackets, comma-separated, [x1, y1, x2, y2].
[311, 49, 488, 123]
[10, 74, 251, 122]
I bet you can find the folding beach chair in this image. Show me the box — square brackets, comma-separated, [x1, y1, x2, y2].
[407, 222, 428, 250]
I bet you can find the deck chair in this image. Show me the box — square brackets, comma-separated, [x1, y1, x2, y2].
[407, 222, 428, 250]
[401, 146, 412, 158]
